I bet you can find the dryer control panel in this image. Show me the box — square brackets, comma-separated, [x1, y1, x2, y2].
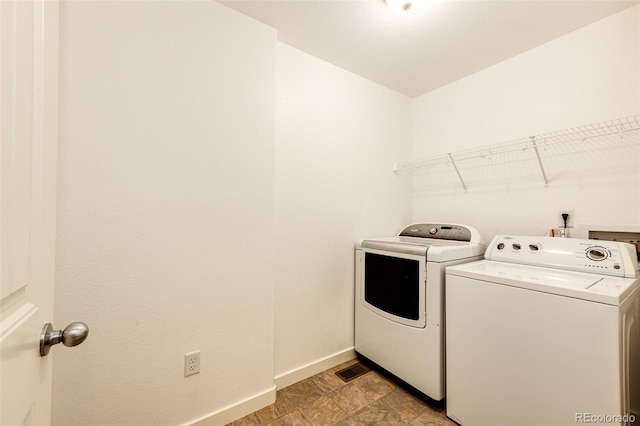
[399, 223, 479, 242]
[485, 235, 639, 278]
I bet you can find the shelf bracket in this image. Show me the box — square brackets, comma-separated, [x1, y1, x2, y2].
[447, 153, 468, 191]
[531, 136, 549, 185]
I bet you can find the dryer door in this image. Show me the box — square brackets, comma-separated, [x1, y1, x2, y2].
[361, 248, 427, 328]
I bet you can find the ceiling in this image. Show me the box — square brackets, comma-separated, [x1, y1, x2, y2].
[218, 0, 638, 98]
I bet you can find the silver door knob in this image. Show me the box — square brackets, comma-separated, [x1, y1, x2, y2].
[40, 322, 89, 356]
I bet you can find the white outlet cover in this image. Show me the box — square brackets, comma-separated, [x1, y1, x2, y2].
[184, 350, 201, 377]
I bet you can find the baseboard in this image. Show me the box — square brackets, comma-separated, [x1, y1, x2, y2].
[187, 385, 276, 426]
[185, 348, 356, 426]
[274, 347, 356, 389]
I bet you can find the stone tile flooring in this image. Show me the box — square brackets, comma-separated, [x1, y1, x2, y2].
[228, 359, 456, 425]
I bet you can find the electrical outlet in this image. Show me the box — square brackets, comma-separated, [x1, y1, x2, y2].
[558, 209, 574, 228]
[184, 350, 200, 377]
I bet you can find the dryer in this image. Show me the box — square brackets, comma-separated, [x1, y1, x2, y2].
[355, 223, 485, 400]
[446, 235, 640, 426]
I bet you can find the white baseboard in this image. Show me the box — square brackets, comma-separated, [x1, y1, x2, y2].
[187, 385, 276, 426]
[185, 347, 356, 426]
[274, 347, 356, 389]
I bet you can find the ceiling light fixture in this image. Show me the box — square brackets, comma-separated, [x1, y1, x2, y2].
[385, 0, 414, 14]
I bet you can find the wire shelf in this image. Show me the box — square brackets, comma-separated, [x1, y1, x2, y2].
[393, 115, 640, 190]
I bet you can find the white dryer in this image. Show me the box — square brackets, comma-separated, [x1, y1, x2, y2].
[355, 223, 485, 400]
[446, 235, 640, 426]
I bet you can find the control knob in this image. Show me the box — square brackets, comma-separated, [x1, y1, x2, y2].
[586, 247, 609, 261]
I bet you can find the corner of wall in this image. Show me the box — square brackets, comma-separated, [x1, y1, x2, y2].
[187, 386, 276, 426]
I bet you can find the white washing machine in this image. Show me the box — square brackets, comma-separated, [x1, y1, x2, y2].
[355, 223, 485, 400]
[446, 235, 640, 426]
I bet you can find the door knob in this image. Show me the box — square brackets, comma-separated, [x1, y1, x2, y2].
[40, 322, 89, 356]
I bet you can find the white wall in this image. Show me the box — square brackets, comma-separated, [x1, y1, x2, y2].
[54, 2, 277, 425]
[412, 5, 640, 239]
[274, 43, 412, 381]
[53, 2, 638, 425]
[54, 2, 412, 424]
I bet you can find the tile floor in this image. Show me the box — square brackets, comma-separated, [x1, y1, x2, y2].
[228, 359, 456, 425]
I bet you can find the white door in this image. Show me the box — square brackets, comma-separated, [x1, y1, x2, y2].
[1, 1, 59, 424]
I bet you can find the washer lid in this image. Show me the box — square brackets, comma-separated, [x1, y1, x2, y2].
[447, 260, 639, 305]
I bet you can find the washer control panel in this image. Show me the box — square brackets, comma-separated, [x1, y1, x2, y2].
[485, 235, 639, 278]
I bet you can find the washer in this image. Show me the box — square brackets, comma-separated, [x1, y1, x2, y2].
[355, 223, 485, 400]
[446, 235, 640, 426]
